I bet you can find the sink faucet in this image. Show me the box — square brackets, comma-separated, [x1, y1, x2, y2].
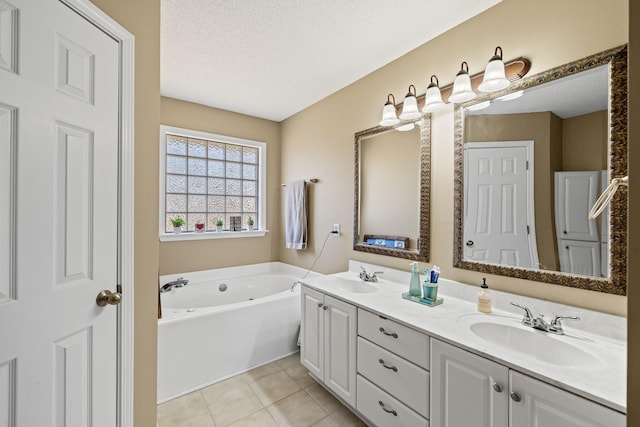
[510, 302, 580, 335]
[359, 267, 384, 283]
[160, 277, 189, 293]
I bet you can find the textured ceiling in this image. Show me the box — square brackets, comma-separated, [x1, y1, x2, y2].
[161, 0, 502, 122]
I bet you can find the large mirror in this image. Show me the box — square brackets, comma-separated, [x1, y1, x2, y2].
[454, 46, 627, 295]
[354, 119, 430, 261]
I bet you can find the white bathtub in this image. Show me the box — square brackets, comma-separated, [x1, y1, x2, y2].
[157, 262, 318, 403]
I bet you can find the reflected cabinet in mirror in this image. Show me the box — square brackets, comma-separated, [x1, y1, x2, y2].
[454, 46, 627, 295]
[354, 119, 430, 261]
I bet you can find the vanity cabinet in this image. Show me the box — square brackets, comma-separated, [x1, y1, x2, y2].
[431, 339, 625, 427]
[300, 286, 357, 407]
[356, 309, 430, 427]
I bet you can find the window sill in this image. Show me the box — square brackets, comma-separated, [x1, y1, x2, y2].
[159, 229, 269, 242]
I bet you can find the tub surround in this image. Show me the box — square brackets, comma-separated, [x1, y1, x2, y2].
[300, 260, 626, 414]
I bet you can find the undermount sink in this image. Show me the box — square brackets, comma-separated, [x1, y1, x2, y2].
[328, 276, 378, 293]
[459, 315, 601, 368]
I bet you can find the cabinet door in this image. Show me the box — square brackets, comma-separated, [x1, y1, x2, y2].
[324, 295, 358, 407]
[431, 339, 509, 427]
[300, 286, 325, 379]
[509, 371, 625, 427]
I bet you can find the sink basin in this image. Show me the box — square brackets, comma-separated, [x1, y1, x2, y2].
[459, 315, 601, 368]
[328, 276, 378, 293]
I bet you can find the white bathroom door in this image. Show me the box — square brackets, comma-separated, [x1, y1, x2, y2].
[464, 142, 538, 268]
[0, 1, 120, 425]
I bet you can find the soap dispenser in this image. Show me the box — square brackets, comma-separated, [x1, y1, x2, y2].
[477, 278, 492, 313]
[409, 262, 421, 297]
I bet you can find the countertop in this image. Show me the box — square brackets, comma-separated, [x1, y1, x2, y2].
[300, 266, 626, 414]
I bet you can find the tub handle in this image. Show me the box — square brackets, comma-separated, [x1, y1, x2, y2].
[379, 327, 398, 339]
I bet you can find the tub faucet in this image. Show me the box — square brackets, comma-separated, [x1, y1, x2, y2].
[161, 277, 189, 293]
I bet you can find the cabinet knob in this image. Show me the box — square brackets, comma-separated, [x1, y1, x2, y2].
[317, 302, 323, 308]
[510, 392, 522, 402]
[378, 401, 398, 416]
[323, 305, 328, 311]
[379, 327, 398, 339]
[493, 383, 503, 393]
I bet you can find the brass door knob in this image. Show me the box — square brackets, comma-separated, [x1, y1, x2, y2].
[96, 290, 122, 307]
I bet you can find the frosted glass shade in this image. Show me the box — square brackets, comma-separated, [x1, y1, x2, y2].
[423, 85, 445, 112]
[380, 102, 399, 126]
[478, 58, 510, 92]
[399, 94, 421, 120]
[449, 73, 476, 103]
[397, 122, 415, 131]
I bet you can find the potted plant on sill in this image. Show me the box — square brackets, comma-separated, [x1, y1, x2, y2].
[247, 216, 255, 231]
[171, 217, 185, 234]
[215, 218, 224, 232]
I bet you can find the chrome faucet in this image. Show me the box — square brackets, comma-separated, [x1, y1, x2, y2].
[510, 302, 580, 335]
[359, 267, 384, 283]
[160, 277, 189, 293]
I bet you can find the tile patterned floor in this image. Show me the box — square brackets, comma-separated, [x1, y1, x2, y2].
[157, 353, 368, 427]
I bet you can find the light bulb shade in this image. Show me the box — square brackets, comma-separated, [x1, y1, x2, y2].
[423, 75, 446, 112]
[379, 94, 399, 126]
[449, 73, 476, 103]
[399, 96, 420, 120]
[397, 122, 415, 132]
[478, 46, 510, 92]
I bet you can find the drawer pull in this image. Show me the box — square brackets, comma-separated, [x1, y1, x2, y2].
[379, 327, 398, 338]
[378, 400, 398, 416]
[378, 358, 398, 372]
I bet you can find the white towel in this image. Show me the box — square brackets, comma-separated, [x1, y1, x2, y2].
[285, 180, 308, 249]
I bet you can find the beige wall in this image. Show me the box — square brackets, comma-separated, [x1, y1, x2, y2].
[89, 0, 160, 426]
[280, 0, 628, 315]
[159, 97, 281, 274]
[563, 110, 607, 171]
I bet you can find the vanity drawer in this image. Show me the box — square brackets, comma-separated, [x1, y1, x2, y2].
[357, 375, 428, 427]
[358, 308, 429, 369]
[357, 337, 429, 417]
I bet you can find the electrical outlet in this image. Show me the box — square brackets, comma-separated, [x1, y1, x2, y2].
[332, 223, 340, 237]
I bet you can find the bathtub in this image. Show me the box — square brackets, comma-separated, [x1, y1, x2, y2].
[157, 262, 318, 402]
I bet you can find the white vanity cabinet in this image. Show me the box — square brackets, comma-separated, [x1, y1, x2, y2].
[356, 309, 430, 427]
[431, 339, 625, 427]
[300, 286, 357, 407]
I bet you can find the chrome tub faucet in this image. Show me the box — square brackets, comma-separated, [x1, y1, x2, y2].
[161, 277, 189, 293]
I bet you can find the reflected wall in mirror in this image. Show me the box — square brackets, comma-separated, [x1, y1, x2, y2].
[354, 119, 430, 261]
[454, 45, 627, 295]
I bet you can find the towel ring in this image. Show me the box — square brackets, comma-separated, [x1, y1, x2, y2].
[588, 176, 628, 220]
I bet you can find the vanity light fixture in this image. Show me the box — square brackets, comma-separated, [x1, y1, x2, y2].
[478, 46, 510, 92]
[399, 84, 421, 120]
[379, 94, 400, 126]
[422, 75, 446, 112]
[448, 62, 476, 103]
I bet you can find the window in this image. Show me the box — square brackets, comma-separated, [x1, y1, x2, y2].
[159, 125, 266, 240]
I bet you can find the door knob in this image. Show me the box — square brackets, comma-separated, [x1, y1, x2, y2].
[96, 289, 122, 307]
[466, 240, 474, 246]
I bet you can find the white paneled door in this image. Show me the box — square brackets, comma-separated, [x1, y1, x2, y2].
[464, 141, 539, 268]
[0, 1, 122, 426]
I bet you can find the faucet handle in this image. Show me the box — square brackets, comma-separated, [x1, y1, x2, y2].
[510, 302, 535, 326]
[548, 315, 581, 335]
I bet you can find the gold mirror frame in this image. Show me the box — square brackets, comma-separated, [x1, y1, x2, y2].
[354, 119, 431, 261]
[453, 45, 627, 295]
